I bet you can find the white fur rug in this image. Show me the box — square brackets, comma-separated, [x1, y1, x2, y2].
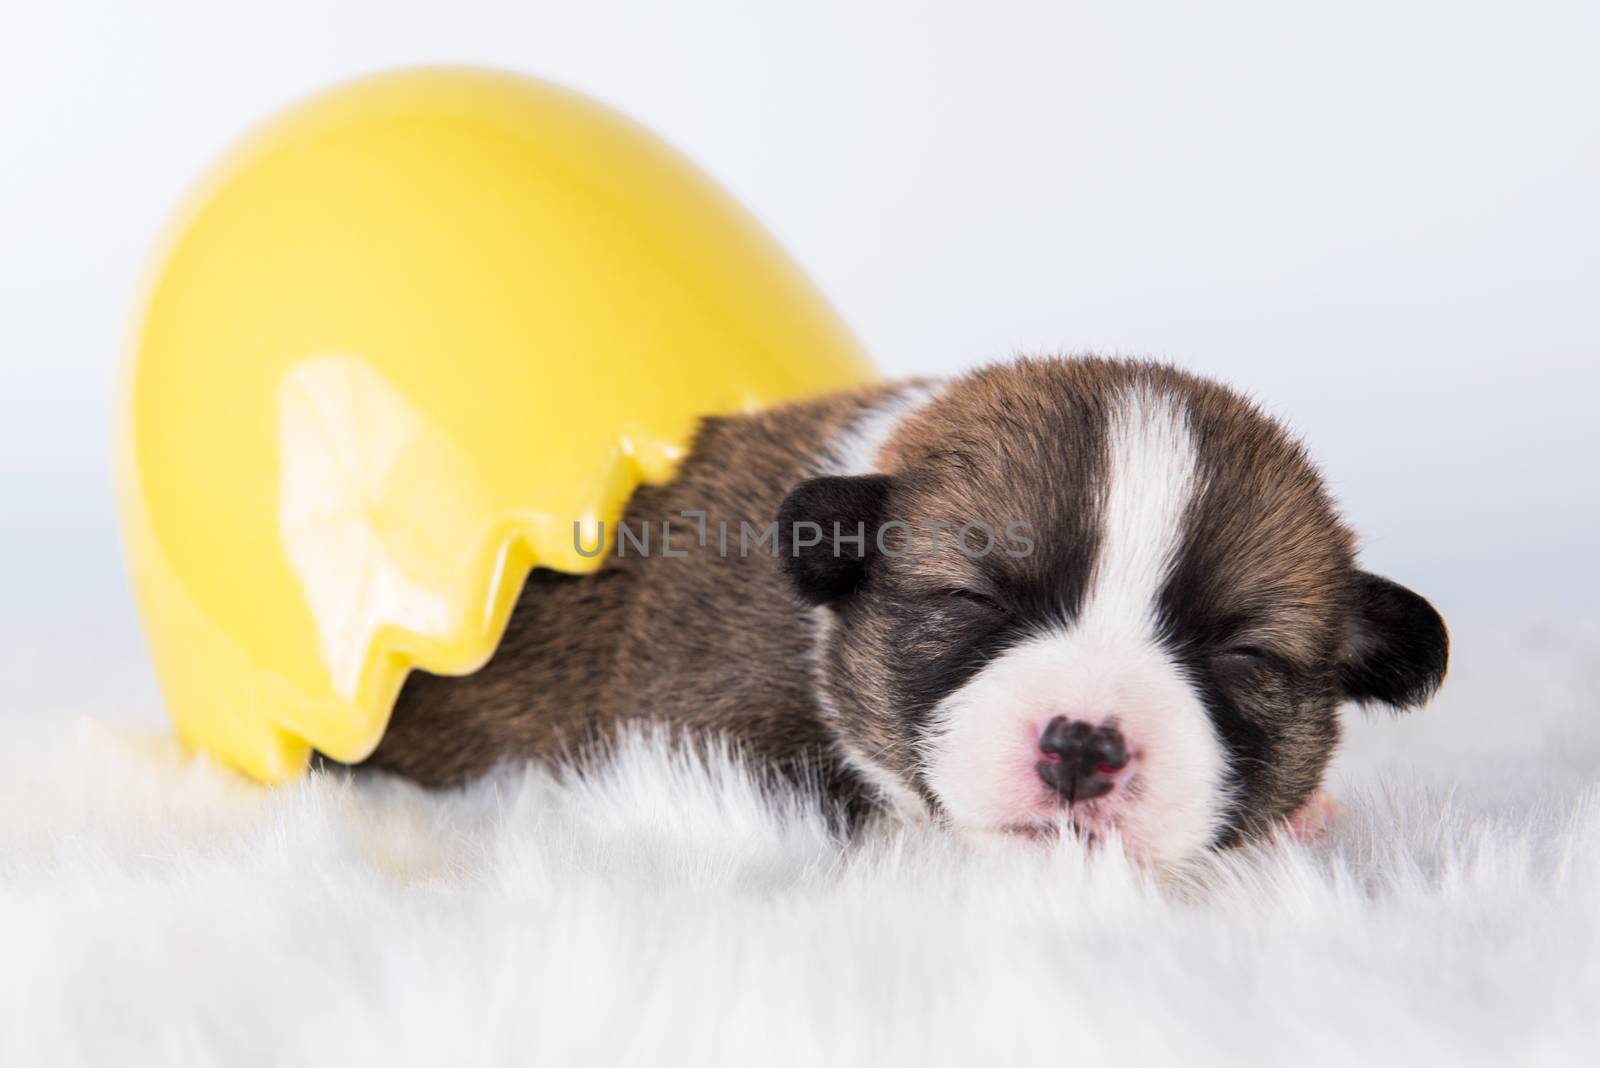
[3, 626, 1598, 1066]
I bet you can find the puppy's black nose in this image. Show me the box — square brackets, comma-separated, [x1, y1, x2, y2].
[1037, 717, 1129, 803]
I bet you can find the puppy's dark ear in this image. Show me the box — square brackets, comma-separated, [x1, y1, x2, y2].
[1340, 571, 1449, 710]
[777, 475, 893, 606]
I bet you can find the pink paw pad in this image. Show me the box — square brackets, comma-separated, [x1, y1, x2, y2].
[1285, 788, 1344, 840]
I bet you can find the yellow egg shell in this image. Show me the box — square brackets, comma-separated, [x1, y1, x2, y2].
[118, 68, 876, 782]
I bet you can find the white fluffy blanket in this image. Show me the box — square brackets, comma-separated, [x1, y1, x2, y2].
[3, 627, 1597, 1066]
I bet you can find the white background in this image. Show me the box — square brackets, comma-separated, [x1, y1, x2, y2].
[3, 1, 1596, 708]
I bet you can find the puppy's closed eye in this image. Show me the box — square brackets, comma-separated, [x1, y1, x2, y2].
[1209, 645, 1282, 679]
[938, 587, 1007, 615]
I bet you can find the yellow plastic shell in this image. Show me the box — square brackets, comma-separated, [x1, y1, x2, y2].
[118, 68, 875, 782]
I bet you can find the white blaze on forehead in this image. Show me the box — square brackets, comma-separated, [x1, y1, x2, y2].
[1084, 384, 1201, 642]
[923, 384, 1231, 863]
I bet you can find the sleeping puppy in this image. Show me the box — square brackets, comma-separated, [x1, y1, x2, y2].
[365, 357, 1448, 863]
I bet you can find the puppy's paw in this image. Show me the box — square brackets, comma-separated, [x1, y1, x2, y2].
[1284, 788, 1344, 841]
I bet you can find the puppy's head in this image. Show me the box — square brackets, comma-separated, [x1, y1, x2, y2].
[780, 358, 1447, 862]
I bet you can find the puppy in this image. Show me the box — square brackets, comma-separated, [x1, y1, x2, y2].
[365, 357, 1448, 862]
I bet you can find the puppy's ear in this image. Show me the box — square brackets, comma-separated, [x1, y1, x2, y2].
[1339, 571, 1449, 710]
[777, 475, 893, 606]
